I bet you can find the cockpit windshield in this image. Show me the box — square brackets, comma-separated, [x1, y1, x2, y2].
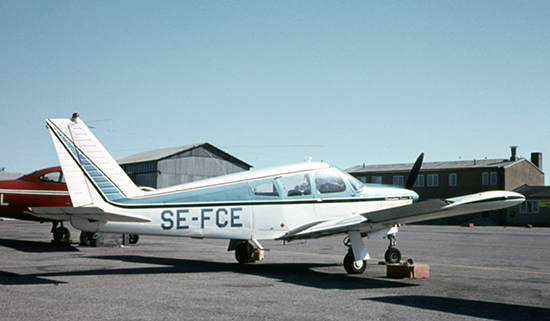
[315, 170, 346, 194]
[341, 171, 364, 192]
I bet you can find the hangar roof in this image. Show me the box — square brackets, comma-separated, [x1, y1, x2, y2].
[117, 142, 252, 168]
[0, 172, 24, 180]
[347, 158, 528, 174]
[514, 185, 550, 198]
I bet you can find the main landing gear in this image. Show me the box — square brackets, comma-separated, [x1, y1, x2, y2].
[341, 231, 403, 275]
[343, 236, 367, 274]
[343, 249, 367, 274]
[79, 232, 95, 246]
[231, 240, 265, 264]
[79, 231, 140, 247]
[51, 221, 70, 244]
[384, 235, 402, 264]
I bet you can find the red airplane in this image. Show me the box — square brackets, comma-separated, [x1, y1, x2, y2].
[0, 166, 73, 243]
[0, 166, 140, 245]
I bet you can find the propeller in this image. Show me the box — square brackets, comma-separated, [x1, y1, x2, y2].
[405, 152, 424, 190]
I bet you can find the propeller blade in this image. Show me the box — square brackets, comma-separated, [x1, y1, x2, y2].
[405, 153, 424, 190]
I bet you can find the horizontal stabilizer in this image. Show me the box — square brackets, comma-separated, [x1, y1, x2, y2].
[30, 207, 151, 223]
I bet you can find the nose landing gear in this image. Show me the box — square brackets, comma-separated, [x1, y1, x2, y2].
[384, 235, 402, 264]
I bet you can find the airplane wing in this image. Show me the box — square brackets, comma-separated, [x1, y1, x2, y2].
[277, 191, 524, 241]
[29, 207, 152, 223]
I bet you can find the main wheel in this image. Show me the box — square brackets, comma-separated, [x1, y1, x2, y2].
[384, 247, 401, 264]
[79, 232, 97, 246]
[343, 250, 367, 274]
[235, 241, 254, 264]
[129, 234, 140, 244]
[53, 227, 70, 244]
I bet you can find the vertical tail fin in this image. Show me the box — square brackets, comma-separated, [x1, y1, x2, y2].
[46, 113, 146, 207]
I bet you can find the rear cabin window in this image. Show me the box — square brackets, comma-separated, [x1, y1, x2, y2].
[279, 173, 311, 197]
[315, 170, 346, 194]
[252, 181, 279, 197]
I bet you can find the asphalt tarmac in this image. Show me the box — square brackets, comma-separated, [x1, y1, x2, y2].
[0, 220, 549, 320]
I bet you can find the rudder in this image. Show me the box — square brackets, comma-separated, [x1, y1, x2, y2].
[47, 113, 146, 207]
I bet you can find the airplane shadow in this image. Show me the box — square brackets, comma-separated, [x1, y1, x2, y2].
[363, 295, 550, 320]
[0, 238, 79, 253]
[1, 254, 417, 290]
[0, 270, 68, 285]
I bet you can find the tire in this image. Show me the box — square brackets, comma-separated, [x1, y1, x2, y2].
[53, 227, 71, 244]
[385, 247, 402, 264]
[80, 231, 92, 246]
[79, 232, 94, 246]
[235, 241, 254, 264]
[129, 234, 139, 244]
[343, 250, 367, 274]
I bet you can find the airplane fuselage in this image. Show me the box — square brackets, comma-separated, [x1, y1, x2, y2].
[70, 162, 417, 240]
[0, 167, 71, 222]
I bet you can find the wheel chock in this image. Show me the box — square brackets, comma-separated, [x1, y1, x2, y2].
[253, 249, 265, 261]
[386, 262, 429, 279]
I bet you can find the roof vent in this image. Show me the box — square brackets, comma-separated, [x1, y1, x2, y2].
[531, 152, 542, 170]
[510, 146, 518, 161]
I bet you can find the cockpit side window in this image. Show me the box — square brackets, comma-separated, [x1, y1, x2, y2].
[278, 173, 311, 197]
[40, 171, 65, 183]
[315, 170, 346, 194]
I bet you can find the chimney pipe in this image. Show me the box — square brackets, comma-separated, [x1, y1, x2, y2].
[510, 146, 518, 161]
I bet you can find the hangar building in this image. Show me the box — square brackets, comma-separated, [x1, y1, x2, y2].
[505, 185, 550, 227]
[118, 143, 252, 189]
[347, 147, 545, 225]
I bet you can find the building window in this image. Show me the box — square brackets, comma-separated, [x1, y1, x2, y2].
[427, 174, 439, 187]
[520, 200, 539, 214]
[482, 172, 489, 185]
[372, 176, 382, 184]
[358, 176, 366, 183]
[490, 172, 497, 185]
[413, 174, 424, 187]
[393, 175, 404, 187]
[449, 173, 457, 186]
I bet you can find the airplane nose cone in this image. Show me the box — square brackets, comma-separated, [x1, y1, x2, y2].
[412, 190, 420, 202]
[506, 191, 525, 204]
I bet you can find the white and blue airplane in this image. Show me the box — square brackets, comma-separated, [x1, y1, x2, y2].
[32, 114, 525, 274]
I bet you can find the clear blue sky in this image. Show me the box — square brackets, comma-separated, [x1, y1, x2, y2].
[1, 1, 549, 183]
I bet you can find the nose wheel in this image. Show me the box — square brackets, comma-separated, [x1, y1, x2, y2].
[384, 235, 401, 264]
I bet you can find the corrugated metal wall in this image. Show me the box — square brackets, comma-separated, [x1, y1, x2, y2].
[157, 156, 245, 188]
[121, 144, 251, 189]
